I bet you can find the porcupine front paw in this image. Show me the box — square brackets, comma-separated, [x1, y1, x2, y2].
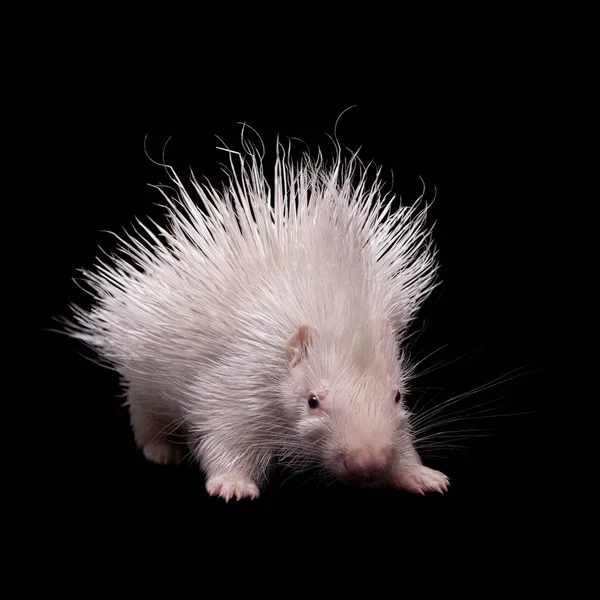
[392, 465, 449, 495]
[205, 473, 260, 502]
[142, 440, 183, 465]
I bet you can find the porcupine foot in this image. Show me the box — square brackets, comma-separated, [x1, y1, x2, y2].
[127, 391, 183, 465]
[142, 440, 184, 465]
[205, 473, 260, 502]
[392, 464, 449, 494]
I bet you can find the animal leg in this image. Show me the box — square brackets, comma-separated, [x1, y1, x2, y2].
[391, 441, 449, 494]
[197, 435, 267, 501]
[127, 388, 184, 465]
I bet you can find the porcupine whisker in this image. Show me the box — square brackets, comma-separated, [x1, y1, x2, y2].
[411, 365, 537, 428]
[412, 397, 511, 430]
[412, 401, 533, 434]
[405, 344, 450, 373]
[409, 346, 485, 380]
[415, 429, 494, 441]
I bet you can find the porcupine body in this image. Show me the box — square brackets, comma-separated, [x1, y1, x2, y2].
[67, 135, 449, 501]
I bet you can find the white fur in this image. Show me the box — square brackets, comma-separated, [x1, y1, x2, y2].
[67, 134, 448, 500]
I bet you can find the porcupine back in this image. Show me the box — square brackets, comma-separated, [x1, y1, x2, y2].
[67, 138, 438, 409]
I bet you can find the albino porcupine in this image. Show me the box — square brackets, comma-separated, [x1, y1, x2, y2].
[66, 132, 449, 501]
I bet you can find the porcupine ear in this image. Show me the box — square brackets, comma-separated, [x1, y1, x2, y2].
[285, 324, 316, 368]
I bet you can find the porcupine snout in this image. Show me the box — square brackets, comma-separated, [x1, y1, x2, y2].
[341, 445, 394, 481]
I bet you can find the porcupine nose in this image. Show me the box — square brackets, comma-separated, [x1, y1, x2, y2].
[343, 445, 393, 480]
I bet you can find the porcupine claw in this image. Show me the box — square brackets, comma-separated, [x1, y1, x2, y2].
[393, 465, 450, 495]
[205, 473, 260, 501]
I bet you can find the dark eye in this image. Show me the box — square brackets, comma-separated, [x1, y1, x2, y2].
[395, 391, 402, 404]
[308, 395, 320, 409]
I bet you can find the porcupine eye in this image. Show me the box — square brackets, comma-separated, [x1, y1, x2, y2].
[395, 391, 402, 404]
[308, 395, 320, 409]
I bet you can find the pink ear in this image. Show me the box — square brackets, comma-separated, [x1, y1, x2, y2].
[285, 324, 314, 368]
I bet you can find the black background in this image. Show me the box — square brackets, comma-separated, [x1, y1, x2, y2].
[36, 92, 562, 556]
[13, 0, 592, 584]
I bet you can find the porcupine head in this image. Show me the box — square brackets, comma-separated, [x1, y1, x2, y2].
[275, 302, 448, 495]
